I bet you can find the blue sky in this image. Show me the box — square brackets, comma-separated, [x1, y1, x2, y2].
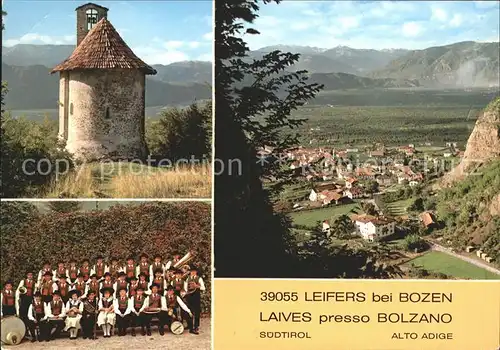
[243, 1, 499, 50]
[2, 0, 213, 64]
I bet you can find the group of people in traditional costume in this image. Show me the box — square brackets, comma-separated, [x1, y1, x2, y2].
[0, 253, 206, 342]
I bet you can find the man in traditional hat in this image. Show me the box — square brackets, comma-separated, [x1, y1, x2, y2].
[149, 269, 166, 295]
[129, 286, 147, 336]
[114, 272, 128, 297]
[27, 292, 48, 342]
[80, 259, 91, 282]
[68, 259, 79, 284]
[38, 271, 56, 303]
[81, 290, 98, 340]
[100, 272, 114, 298]
[165, 285, 197, 334]
[172, 268, 185, 296]
[114, 288, 131, 336]
[150, 254, 165, 277]
[16, 271, 35, 331]
[108, 257, 122, 282]
[1, 280, 16, 317]
[136, 253, 150, 281]
[87, 274, 100, 297]
[165, 267, 175, 287]
[37, 261, 52, 285]
[97, 287, 115, 338]
[137, 272, 149, 294]
[125, 256, 136, 281]
[184, 266, 205, 333]
[64, 290, 83, 340]
[53, 261, 68, 281]
[142, 283, 167, 336]
[92, 255, 108, 281]
[72, 273, 88, 298]
[45, 290, 66, 341]
[128, 276, 139, 298]
[57, 275, 70, 304]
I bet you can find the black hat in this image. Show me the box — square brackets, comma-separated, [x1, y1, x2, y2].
[136, 286, 145, 291]
[154, 254, 162, 259]
[33, 291, 42, 298]
[166, 285, 174, 291]
[140, 253, 148, 259]
[77, 273, 84, 278]
[69, 259, 77, 263]
[69, 289, 82, 298]
[90, 274, 97, 279]
[153, 269, 163, 275]
[103, 272, 111, 277]
[95, 255, 104, 260]
[4, 280, 13, 287]
[42, 261, 50, 266]
[57, 260, 65, 264]
[82, 259, 89, 263]
[26, 271, 34, 275]
[149, 283, 160, 291]
[110, 257, 118, 262]
[126, 256, 134, 261]
[43, 271, 53, 277]
[100, 287, 114, 295]
[118, 271, 126, 277]
[117, 287, 127, 294]
[190, 266, 198, 272]
[87, 290, 97, 296]
[138, 272, 147, 278]
[129, 276, 138, 281]
[52, 290, 61, 296]
[59, 275, 67, 279]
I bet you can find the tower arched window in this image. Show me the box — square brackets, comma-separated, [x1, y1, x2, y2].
[70, 103, 74, 115]
[86, 9, 99, 30]
[105, 107, 110, 120]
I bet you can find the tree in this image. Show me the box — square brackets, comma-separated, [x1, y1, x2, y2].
[403, 234, 428, 252]
[362, 202, 378, 216]
[147, 102, 211, 161]
[408, 197, 424, 212]
[330, 214, 354, 239]
[47, 201, 82, 213]
[366, 180, 379, 195]
[214, 0, 322, 277]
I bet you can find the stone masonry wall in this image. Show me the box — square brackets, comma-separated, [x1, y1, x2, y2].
[76, 4, 108, 46]
[64, 69, 147, 162]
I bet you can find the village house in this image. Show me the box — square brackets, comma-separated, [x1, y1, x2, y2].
[420, 212, 437, 229]
[352, 214, 396, 242]
[343, 187, 364, 199]
[345, 177, 358, 189]
[322, 220, 331, 233]
[320, 191, 344, 206]
[370, 150, 385, 157]
[376, 174, 395, 186]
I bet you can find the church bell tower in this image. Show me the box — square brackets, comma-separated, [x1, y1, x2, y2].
[76, 3, 109, 46]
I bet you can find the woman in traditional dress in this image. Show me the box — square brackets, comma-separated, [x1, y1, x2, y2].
[64, 290, 83, 339]
[97, 287, 115, 337]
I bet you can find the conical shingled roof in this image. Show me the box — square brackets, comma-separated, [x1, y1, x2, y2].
[51, 18, 156, 75]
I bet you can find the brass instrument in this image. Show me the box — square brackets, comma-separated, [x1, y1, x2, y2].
[1, 316, 26, 345]
[83, 300, 97, 314]
[173, 252, 194, 278]
[18, 287, 27, 295]
[143, 307, 161, 314]
[167, 308, 174, 317]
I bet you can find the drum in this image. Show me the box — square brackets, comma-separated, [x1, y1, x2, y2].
[1, 316, 26, 345]
[170, 321, 184, 335]
[143, 308, 161, 314]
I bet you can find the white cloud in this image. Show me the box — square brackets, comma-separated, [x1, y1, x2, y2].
[402, 22, 423, 37]
[450, 14, 464, 27]
[133, 46, 189, 65]
[3, 33, 76, 47]
[203, 31, 213, 41]
[290, 22, 311, 31]
[431, 7, 448, 22]
[339, 16, 360, 30]
[163, 40, 184, 50]
[196, 53, 213, 62]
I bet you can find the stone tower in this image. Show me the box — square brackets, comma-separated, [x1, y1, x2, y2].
[51, 3, 157, 162]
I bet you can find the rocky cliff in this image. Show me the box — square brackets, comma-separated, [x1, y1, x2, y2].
[443, 97, 500, 184]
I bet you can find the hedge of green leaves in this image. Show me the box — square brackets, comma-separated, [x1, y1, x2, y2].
[0, 201, 212, 312]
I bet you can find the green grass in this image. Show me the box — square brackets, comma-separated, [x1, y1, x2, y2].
[385, 197, 415, 216]
[290, 203, 360, 228]
[407, 251, 500, 280]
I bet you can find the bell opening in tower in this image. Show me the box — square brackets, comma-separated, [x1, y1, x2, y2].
[86, 9, 99, 30]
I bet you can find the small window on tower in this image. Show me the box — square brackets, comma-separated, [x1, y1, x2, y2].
[86, 9, 99, 30]
[105, 107, 110, 120]
[70, 103, 74, 115]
